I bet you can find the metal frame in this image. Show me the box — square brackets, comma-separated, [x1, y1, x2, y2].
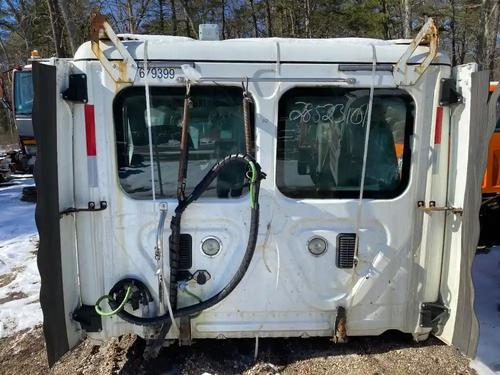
[393, 18, 439, 86]
[90, 12, 137, 83]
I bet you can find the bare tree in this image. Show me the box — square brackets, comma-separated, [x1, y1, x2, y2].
[450, 0, 457, 66]
[46, 0, 69, 57]
[402, 0, 411, 38]
[171, 0, 178, 35]
[179, 0, 198, 38]
[158, 0, 165, 33]
[248, 0, 258, 37]
[478, 0, 499, 75]
[265, 0, 273, 37]
[3, 0, 33, 55]
[221, 0, 226, 39]
[58, 0, 83, 55]
[304, 0, 312, 38]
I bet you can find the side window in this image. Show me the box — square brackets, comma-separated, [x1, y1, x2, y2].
[114, 86, 251, 199]
[277, 88, 414, 199]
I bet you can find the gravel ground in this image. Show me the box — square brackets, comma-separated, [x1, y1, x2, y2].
[0, 326, 474, 375]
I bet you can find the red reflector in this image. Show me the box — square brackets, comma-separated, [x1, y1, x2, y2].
[84, 104, 96, 156]
[434, 106, 443, 145]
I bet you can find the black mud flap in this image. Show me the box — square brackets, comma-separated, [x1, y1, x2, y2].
[33, 62, 82, 366]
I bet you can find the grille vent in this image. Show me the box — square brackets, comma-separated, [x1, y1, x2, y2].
[178, 234, 192, 269]
[336, 233, 356, 268]
[169, 233, 192, 270]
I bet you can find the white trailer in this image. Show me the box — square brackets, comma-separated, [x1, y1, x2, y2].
[32, 13, 499, 366]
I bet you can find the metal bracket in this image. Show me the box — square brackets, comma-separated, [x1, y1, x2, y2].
[393, 18, 439, 86]
[72, 305, 102, 332]
[62, 74, 88, 103]
[90, 12, 137, 83]
[179, 316, 192, 346]
[417, 200, 463, 216]
[420, 302, 448, 329]
[59, 201, 108, 217]
[439, 78, 463, 106]
[333, 306, 347, 343]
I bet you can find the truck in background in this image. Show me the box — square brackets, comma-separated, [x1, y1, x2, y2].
[10, 52, 38, 173]
[0, 52, 38, 201]
[479, 82, 500, 247]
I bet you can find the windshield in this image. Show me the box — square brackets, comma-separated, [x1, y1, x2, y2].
[114, 86, 252, 199]
[14, 70, 33, 115]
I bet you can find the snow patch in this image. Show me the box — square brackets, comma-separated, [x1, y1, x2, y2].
[471, 246, 500, 374]
[0, 176, 41, 338]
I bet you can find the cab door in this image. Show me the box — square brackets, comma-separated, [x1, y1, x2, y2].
[33, 61, 83, 366]
[436, 64, 499, 356]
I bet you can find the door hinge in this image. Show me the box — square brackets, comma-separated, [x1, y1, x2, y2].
[72, 305, 102, 332]
[62, 74, 88, 103]
[439, 78, 463, 106]
[417, 201, 463, 216]
[420, 302, 449, 329]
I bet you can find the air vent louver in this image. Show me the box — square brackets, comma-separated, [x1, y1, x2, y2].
[169, 233, 192, 272]
[336, 233, 356, 268]
[178, 234, 192, 269]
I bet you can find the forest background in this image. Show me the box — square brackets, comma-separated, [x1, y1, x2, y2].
[0, 0, 498, 140]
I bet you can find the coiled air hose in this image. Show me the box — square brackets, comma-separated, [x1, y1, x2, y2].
[106, 153, 264, 326]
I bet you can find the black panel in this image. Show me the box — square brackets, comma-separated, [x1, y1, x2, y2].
[336, 233, 356, 269]
[62, 74, 88, 103]
[32, 62, 70, 366]
[72, 305, 102, 332]
[439, 78, 463, 106]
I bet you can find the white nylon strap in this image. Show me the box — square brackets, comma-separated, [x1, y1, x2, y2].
[353, 44, 378, 264]
[144, 40, 156, 203]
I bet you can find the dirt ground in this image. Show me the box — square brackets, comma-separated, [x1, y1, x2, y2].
[0, 326, 474, 375]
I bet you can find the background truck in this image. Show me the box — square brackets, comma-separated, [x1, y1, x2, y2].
[479, 82, 500, 247]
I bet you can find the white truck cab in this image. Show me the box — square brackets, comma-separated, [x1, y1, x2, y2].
[32, 13, 499, 365]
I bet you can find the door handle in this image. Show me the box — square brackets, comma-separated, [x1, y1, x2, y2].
[417, 201, 463, 215]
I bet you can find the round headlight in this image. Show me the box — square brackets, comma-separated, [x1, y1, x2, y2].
[201, 237, 221, 257]
[307, 237, 327, 256]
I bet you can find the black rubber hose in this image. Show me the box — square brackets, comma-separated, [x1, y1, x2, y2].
[108, 154, 264, 326]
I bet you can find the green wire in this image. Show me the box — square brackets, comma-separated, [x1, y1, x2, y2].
[95, 285, 133, 317]
[180, 287, 203, 317]
[248, 160, 257, 209]
[182, 288, 203, 303]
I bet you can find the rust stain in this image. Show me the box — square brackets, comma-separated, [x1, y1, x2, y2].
[333, 306, 348, 343]
[90, 11, 107, 43]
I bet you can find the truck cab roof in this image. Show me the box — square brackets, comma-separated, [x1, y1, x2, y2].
[74, 36, 451, 66]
